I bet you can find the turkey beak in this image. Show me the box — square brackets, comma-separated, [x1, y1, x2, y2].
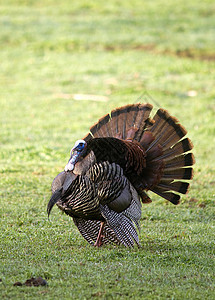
[47, 189, 62, 219]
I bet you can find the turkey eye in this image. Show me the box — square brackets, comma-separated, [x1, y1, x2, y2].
[79, 143, 83, 147]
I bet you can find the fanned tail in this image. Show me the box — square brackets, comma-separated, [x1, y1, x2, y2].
[139, 108, 194, 204]
[82, 103, 194, 205]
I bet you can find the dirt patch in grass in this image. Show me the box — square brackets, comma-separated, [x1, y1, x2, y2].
[104, 43, 215, 61]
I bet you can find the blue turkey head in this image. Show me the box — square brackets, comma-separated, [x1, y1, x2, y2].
[64, 140, 87, 172]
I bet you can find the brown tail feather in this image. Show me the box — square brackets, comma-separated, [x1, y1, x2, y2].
[157, 181, 189, 194]
[143, 109, 194, 204]
[145, 111, 187, 154]
[150, 187, 181, 205]
[87, 103, 153, 140]
[114, 105, 133, 139]
[82, 103, 194, 205]
[90, 113, 111, 138]
[133, 104, 153, 141]
[138, 190, 152, 203]
[149, 109, 171, 135]
[161, 167, 193, 180]
[139, 131, 155, 149]
[152, 138, 193, 162]
[164, 153, 195, 170]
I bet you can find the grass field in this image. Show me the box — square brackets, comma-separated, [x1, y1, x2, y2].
[0, 0, 215, 299]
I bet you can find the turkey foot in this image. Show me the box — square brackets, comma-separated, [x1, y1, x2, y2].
[94, 222, 105, 247]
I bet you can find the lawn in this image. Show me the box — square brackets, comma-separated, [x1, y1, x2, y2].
[0, 0, 215, 299]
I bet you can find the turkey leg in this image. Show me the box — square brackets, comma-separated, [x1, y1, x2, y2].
[94, 222, 105, 247]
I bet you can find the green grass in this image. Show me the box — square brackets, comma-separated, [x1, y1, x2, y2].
[0, 0, 215, 299]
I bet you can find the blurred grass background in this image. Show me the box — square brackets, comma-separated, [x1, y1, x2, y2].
[0, 0, 214, 299]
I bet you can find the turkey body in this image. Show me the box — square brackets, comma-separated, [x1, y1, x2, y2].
[47, 103, 194, 247]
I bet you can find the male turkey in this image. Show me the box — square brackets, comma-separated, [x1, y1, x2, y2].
[47, 103, 194, 247]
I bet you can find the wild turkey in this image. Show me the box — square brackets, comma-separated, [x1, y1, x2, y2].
[47, 103, 194, 247]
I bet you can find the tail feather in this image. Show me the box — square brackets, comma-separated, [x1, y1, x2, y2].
[133, 104, 153, 141]
[137, 107, 194, 204]
[148, 123, 187, 152]
[82, 132, 93, 142]
[86, 103, 153, 141]
[161, 167, 193, 180]
[157, 181, 189, 194]
[82, 103, 194, 205]
[138, 190, 152, 203]
[151, 110, 187, 138]
[151, 187, 180, 205]
[149, 109, 171, 135]
[153, 138, 193, 162]
[139, 131, 155, 149]
[114, 105, 132, 139]
[110, 104, 136, 138]
[110, 107, 121, 137]
[145, 145, 163, 162]
[90, 113, 111, 138]
[145, 112, 187, 154]
[164, 153, 195, 170]
[100, 114, 113, 137]
[111, 104, 153, 140]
